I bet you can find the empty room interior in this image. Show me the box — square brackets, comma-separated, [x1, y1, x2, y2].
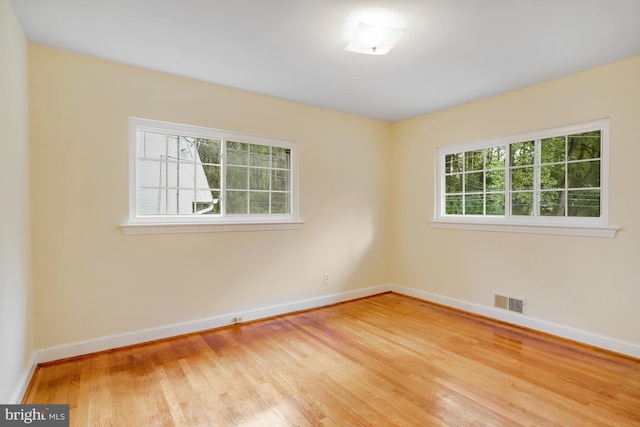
[2, 0, 640, 425]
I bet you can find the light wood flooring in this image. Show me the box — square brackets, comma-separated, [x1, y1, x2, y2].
[24, 292, 640, 426]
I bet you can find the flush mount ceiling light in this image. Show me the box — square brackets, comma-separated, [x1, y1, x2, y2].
[345, 22, 407, 55]
[344, 8, 408, 56]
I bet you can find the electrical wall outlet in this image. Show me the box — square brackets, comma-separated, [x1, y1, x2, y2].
[323, 272, 330, 284]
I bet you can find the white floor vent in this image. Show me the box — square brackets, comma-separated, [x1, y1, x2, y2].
[494, 293, 525, 314]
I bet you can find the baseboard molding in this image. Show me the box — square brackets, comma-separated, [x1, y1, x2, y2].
[33, 283, 640, 363]
[16, 282, 640, 402]
[389, 284, 640, 359]
[8, 352, 37, 404]
[36, 284, 392, 364]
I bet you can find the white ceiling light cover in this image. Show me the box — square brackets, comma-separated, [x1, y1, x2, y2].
[10, 0, 640, 122]
[345, 22, 407, 55]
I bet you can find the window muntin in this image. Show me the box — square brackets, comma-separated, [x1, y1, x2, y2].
[444, 146, 506, 216]
[437, 120, 608, 225]
[130, 118, 297, 224]
[137, 133, 222, 216]
[224, 141, 292, 215]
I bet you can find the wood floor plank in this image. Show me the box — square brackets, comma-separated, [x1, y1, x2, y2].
[23, 293, 640, 426]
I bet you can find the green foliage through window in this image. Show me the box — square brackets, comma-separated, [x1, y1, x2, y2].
[441, 125, 603, 219]
[134, 122, 294, 219]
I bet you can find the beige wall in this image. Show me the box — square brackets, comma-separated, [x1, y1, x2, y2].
[0, 0, 32, 402]
[29, 45, 392, 349]
[25, 40, 640, 352]
[391, 57, 640, 344]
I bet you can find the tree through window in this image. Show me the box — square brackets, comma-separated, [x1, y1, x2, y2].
[130, 118, 297, 224]
[436, 120, 609, 226]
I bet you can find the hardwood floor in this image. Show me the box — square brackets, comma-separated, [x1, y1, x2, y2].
[24, 293, 640, 426]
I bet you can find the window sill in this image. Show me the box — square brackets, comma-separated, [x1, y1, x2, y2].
[120, 220, 305, 235]
[430, 220, 619, 238]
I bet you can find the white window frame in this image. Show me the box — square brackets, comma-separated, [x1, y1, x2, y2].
[122, 118, 302, 235]
[432, 119, 619, 237]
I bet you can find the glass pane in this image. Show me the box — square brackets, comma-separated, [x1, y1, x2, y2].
[250, 168, 270, 191]
[445, 174, 462, 193]
[250, 144, 271, 167]
[540, 191, 565, 216]
[464, 172, 483, 192]
[485, 146, 506, 169]
[177, 136, 195, 161]
[272, 192, 290, 214]
[249, 192, 270, 214]
[272, 147, 291, 169]
[512, 192, 533, 216]
[227, 141, 249, 165]
[510, 141, 534, 166]
[568, 131, 600, 161]
[511, 167, 534, 191]
[166, 189, 198, 215]
[196, 139, 221, 164]
[540, 164, 565, 190]
[167, 135, 180, 159]
[193, 190, 220, 215]
[226, 190, 248, 214]
[568, 190, 600, 217]
[194, 185, 215, 205]
[137, 188, 165, 215]
[226, 166, 248, 190]
[138, 132, 166, 160]
[445, 153, 463, 173]
[272, 169, 290, 191]
[486, 193, 505, 215]
[465, 150, 484, 171]
[464, 194, 483, 215]
[165, 162, 195, 189]
[485, 169, 505, 191]
[182, 189, 202, 214]
[568, 161, 600, 188]
[541, 136, 566, 164]
[445, 195, 462, 214]
[137, 160, 165, 188]
[200, 165, 220, 189]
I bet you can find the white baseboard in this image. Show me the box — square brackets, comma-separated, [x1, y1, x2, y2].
[32, 283, 640, 364]
[36, 284, 392, 364]
[14, 283, 639, 403]
[389, 284, 640, 359]
[8, 352, 37, 404]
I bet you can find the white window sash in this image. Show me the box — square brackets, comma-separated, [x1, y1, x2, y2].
[125, 118, 300, 232]
[433, 119, 617, 237]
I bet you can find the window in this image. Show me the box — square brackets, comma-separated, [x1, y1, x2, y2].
[434, 120, 617, 237]
[125, 118, 300, 233]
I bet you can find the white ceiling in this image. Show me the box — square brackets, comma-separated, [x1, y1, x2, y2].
[10, 0, 640, 122]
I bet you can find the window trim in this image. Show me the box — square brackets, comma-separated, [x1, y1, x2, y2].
[429, 220, 618, 238]
[120, 220, 305, 235]
[432, 119, 619, 237]
[123, 118, 301, 234]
